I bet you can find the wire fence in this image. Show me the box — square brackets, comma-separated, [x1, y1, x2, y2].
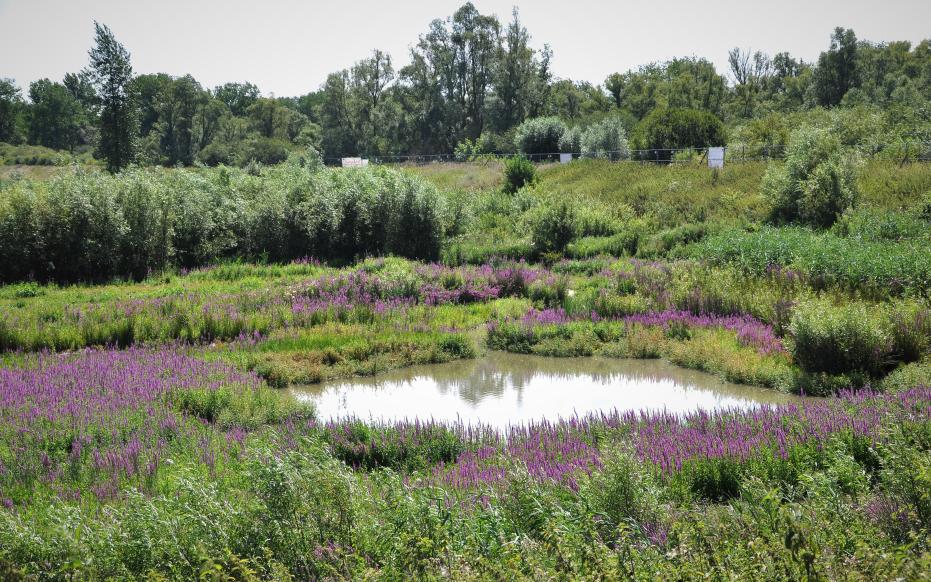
[324, 141, 931, 167]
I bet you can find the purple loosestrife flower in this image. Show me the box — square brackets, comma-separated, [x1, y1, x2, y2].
[509, 307, 785, 355]
[313, 387, 931, 495]
[0, 347, 263, 501]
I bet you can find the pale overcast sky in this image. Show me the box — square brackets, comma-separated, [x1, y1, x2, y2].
[1, 0, 929, 97]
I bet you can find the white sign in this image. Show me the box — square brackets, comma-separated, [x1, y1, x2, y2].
[708, 147, 725, 169]
[559, 153, 573, 164]
[341, 157, 365, 168]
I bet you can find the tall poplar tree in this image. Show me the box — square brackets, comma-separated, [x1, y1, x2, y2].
[87, 21, 137, 172]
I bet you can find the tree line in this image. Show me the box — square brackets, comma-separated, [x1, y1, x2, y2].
[1, 6, 930, 172]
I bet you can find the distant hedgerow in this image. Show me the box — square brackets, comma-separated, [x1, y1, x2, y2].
[0, 164, 446, 283]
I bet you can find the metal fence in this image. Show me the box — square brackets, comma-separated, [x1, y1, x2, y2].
[324, 141, 931, 167]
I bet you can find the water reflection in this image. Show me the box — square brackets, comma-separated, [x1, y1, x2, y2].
[290, 352, 803, 428]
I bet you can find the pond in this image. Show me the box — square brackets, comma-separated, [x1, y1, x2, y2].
[291, 352, 805, 428]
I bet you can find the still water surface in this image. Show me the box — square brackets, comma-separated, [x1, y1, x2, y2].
[291, 352, 803, 427]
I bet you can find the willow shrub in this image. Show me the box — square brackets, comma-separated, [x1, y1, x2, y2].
[0, 163, 445, 283]
[529, 198, 580, 255]
[514, 116, 566, 156]
[502, 155, 536, 194]
[559, 126, 582, 154]
[580, 116, 630, 161]
[763, 126, 860, 227]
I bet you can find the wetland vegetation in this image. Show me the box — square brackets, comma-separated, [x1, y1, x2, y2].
[1, 4, 930, 578]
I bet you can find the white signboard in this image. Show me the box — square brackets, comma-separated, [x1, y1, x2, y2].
[559, 153, 573, 164]
[341, 157, 365, 168]
[708, 147, 725, 169]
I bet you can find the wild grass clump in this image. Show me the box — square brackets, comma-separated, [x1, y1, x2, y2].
[244, 327, 478, 387]
[692, 226, 931, 297]
[567, 231, 640, 259]
[0, 142, 93, 166]
[790, 300, 889, 377]
[323, 420, 464, 472]
[487, 308, 791, 387]
[879, 358, 931, 393]
[536, 158, 769, 226]
[833, 206, 931, 242]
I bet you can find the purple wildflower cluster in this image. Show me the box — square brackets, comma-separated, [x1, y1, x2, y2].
[624, 310, 786, 354]
[371, 387, 930, 492]
[290, 272, 417, 324]
[290, 262, 559, 320]
[2, 261, 562, 352]
[0, 348, 262, 502]
[2, 342, 929, 507]
[619, 386, 931, 473]
[433, 420, 601, 492]
[416, 261, 556, 305]
[627, 259, 673, 305]
[518, 307, 573, 326]
[765, 263, 805, 287]
[505, 307, 785, 355]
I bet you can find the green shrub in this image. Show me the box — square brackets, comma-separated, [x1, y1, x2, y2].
[246, 445, 354, 574]
[0, 143, 76, 166]
[634, 108, 726, 162]
[567, 232, 639, 258]
[889, 302, 931, 363]
[877, 443, 931, 536]
[325, 422, 464, 472]
[763, 126, 859, 227]
[384, 171, 445, 261]
[196, 142, 236, 166]
[790, 300, 890, 377]
[480, 130, 518, 155]
[638, 223, 708, 258]
[115, 173, 173, 279]
[33, 172, 129, 282]
[581, 447, 659, 539]
[502, 155, 536, 194]
[169, 170, 243, 269]
[240, 137, 291, 166]
[530, 199, 580, 254]
[879, 358, 931, 393]
[559, 127, 581, 154]
[580, 117, 629, 161]
[244, 185, 291, 261]
[514, 116, 566, 156]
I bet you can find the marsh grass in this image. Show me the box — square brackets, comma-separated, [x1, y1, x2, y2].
[228, 325, 478, 386]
